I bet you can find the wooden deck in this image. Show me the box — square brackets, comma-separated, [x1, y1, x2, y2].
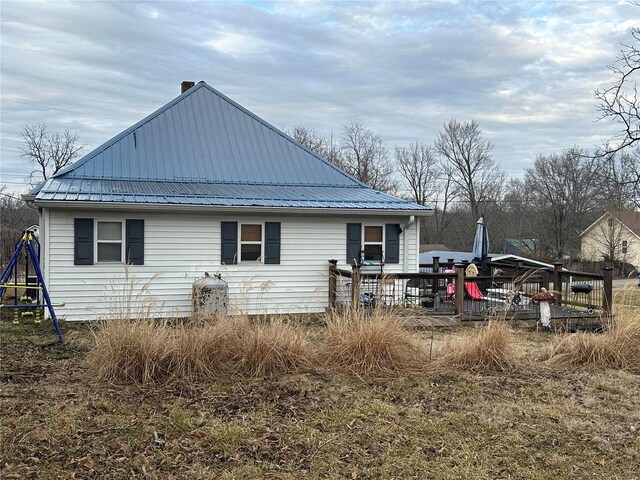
[393, 301, 608, 331]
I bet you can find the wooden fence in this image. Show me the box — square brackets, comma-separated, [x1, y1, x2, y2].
[328, 259, 613, 319]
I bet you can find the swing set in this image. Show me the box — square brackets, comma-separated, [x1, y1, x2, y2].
[0, 227, 65, 343]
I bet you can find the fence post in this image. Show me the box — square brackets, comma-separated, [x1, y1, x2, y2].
[603, 267, 613, 317]
[454, 263, 465, 315]
[351, 265, 361, 307]
[553, 262, 563, 307]
[541, 269, 550, 291]
[432, 256, 440, 294]
[328, 260, 338, 309]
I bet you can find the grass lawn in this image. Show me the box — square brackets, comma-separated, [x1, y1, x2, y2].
[1, 290, 639, 479]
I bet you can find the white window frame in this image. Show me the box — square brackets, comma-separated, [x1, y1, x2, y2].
[95, 220, 125, 264]
[622, 240, 628, 255]
[362, 224, 384, 262]
[238, 222, 264, 263]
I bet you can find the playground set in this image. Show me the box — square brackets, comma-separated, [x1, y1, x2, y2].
[0, 227, 64, 343]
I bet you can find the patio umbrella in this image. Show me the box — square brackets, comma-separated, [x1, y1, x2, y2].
[472, 215, 489, 270]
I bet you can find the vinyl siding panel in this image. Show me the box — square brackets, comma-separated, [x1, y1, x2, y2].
[46, 209, 419, 321]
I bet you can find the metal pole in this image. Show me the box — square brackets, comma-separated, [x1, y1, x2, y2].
[603, 267, 613, 317]
[26, 237, 64, 343]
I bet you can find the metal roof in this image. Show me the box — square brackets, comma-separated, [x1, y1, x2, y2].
[35, 178, 426, 210]
[31, 82, 428, 212]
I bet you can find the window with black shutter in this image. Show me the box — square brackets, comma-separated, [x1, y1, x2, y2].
[74, 218, 94, 265]
[221, 221, 239, 265]
[126, 219, 144, 265]
[264, 222, 281, 264]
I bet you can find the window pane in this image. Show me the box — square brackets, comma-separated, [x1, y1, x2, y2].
[364, 226, 382, 243]
[98, 243, 122, 262]
[98, 222, 122, 241]
[364, 244, 383, 261]
[241, 224, 262, 242]
[241, 244, 261, 261]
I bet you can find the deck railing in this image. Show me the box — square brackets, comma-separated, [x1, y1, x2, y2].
[328, 259, 613, 318]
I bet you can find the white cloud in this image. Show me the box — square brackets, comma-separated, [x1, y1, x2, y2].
[0, 0, 636, 190]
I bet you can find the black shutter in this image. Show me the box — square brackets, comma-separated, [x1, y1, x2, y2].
[221, 221, 238, 265]
[346, 223, 362, 266]
[385, 224, 401, 264]
[264, 222, 281, 264]
[125, 219, 144, 265]
[74, 218, 94, 265]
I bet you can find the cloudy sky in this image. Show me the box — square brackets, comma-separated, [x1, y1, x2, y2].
[1, 0, 637, 193]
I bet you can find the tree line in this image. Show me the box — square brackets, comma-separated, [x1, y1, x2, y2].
[288, 120, 639, 261]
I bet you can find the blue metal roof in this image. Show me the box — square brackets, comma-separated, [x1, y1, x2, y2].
[32, 82, 428, 211]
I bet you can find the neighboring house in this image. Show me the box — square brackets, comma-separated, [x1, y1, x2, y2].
[419, 243, 450, 253]
[419, 250, 556, 270]
[580, 211, 640, 266]
[502, 239, 536, 256]
[24, 81, 429, 321]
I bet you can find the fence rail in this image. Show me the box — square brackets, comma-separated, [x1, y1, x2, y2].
[328, 260, 613, 319]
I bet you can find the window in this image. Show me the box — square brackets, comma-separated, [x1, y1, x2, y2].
[96, 221, 123, 262]
[346, 223, 401, 265]
[221, 221, 280, 265]
[363, 225, 383, 261]
[74, 218, 144, 265]
[240, 224, 262, 261]
[622, 240, 628, 254]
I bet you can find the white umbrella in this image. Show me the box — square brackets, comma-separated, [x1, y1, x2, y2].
[472, 215, 489, 269]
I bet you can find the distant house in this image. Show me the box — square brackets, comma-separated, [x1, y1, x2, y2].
[502, 239, 536, 256]
[24, 81, 430, 321]
[580, 211, 640, 266]
[419, 250, 555, 271]
[419, 243, 450, 253]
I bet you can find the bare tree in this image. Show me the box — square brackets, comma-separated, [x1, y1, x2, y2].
[1, 186, 38, 265]
[395, 142, 439, 205]
[21, 123, 85, 183]
[339, 121, 397, 192]
[434, 119, 504, 220]
[595, 26, 640, 205]
[524, 148, 601, 258]
[288, 124, 343, 168]
[596, 27, 640, 155]
[595, 148, 640, 209]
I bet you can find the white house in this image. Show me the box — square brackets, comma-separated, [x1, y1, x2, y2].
[24, 82, 430, 321]
[580, 211, 640, 267]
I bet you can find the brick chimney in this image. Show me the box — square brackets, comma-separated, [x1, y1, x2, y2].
[181, 81, 195, 93]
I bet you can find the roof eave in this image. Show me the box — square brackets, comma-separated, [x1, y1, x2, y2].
[31, 199, 433, 216]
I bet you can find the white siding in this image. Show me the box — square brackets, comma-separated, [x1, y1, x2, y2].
[45, 209, 420, 321]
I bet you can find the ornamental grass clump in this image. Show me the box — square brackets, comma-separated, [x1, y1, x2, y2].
[549, 307, 640, 373]
[321, 307, 426, 374]
[234, 318, 314, 378]
[435, 321, 518, 372]
[88, 320, 173, 384]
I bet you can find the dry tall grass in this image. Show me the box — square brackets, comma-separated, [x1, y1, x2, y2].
[88, 320, 173, 384]
[435, 321, 519, 372]
[88, 315, 313, 384]
[236, 319, 313, 377]
[548, 289, 640, 373]
[321, 307, 427, 374]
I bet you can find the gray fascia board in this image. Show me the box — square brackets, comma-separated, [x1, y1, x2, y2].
[32, 199, 433, 216]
